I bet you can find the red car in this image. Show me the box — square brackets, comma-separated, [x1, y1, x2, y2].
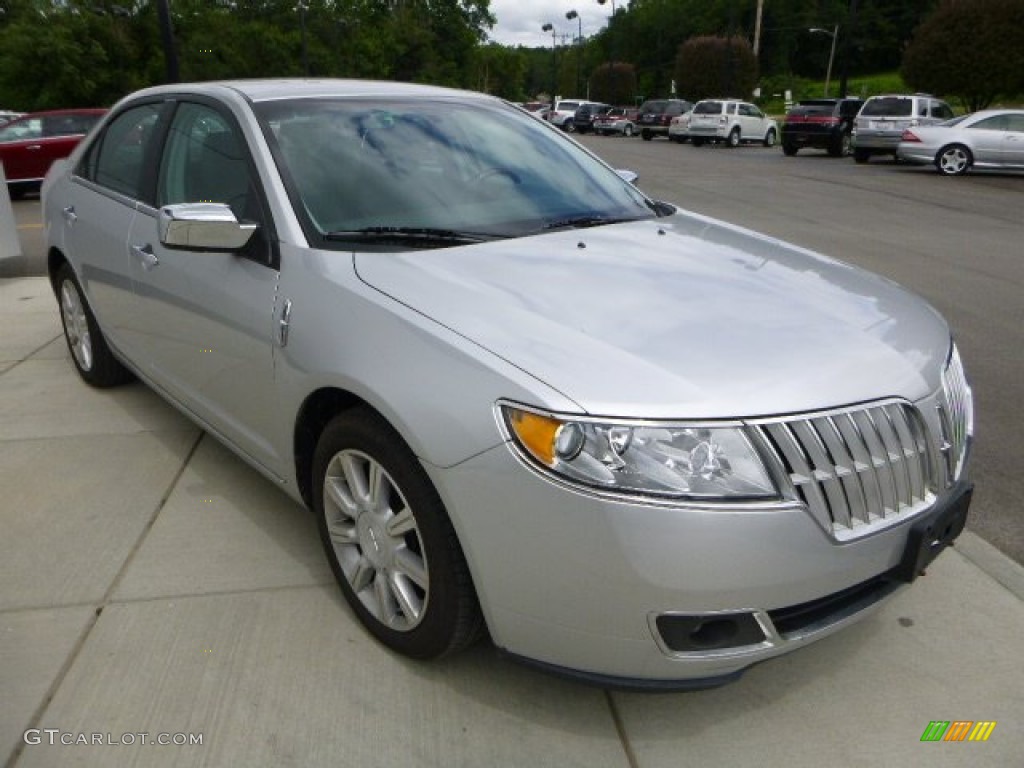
[0, 108, 106, 198]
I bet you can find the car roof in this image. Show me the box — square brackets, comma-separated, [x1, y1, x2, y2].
[117, 79, 494, 106]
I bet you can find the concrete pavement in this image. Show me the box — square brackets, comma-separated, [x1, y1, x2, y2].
[2, 274, 1023, 767]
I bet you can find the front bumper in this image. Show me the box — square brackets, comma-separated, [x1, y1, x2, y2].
[426, 441, 971, 686]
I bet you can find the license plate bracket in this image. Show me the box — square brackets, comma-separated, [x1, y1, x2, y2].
[895, 483, 973, 583]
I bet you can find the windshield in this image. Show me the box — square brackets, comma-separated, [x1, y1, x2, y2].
[256, 97, 656, 247]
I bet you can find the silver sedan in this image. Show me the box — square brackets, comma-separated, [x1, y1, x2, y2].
[42, 79, 973, 688]
[897, 109, 1024, 175]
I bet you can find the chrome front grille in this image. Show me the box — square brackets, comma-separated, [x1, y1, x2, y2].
[754, 402, 936, 540]
[938, 345, 972, 483]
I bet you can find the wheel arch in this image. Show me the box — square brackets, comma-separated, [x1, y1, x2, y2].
[293, 386, 374, 509]
[47, 247, 70, 295]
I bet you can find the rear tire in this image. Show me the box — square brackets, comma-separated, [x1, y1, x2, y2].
[691, 138, 705, 147]
[641, 129, 653, 141]
[829, 131, 852, 157]
[623, 124, 634, 137]
[782, 143, 798, 157]
[313, 408, 483, 660]
[55, 263, 132, 388]
[853, 148, 871, 164]
[935, 144, 972, 176]
[763, 128, 777, 147]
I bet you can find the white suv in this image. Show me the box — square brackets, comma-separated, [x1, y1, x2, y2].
[688, 99, 778, 147]
[547, 99, 597, 132]
[852, 94, 954, 163]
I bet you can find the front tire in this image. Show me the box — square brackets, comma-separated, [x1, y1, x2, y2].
[55, 263, 132, 388]
[623, 124, 634, 137]
[313, 408, 483, 660]
[853, 148, 871, 164]
[936, 144, 972, 176]
[829, 131, 852, 157]
[782, 142, 798, 156]
[641, 129, 653, 141]
[763, 128, 777, 148]
[727, 128, 741, 148]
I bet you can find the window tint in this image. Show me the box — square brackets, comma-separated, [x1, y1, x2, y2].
[861, 97, 913, 117]
[694, 101, 722, 115]
[931, 102, 954, 120]
[0, 117, 42, 142]
[969, 115, 1007, 131]
[42, 113, 99, 137]
[92, 105, 162, 199]
[158, 103, 255, 223]
[1005, 114, 1024, 133]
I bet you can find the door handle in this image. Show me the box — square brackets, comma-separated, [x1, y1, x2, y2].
[278, 299, 293, 347]
[131, 243, 160, 271]
[25, 144, 41, 151]
[62, 206, 77, 226]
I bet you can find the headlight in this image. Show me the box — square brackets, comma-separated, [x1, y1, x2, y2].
[501, 405, 778, 501]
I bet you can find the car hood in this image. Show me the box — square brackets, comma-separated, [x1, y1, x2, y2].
[354, 212, 950, 418]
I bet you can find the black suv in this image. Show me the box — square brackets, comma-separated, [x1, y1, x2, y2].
[780, 98, 863, 157]
[636, 99, 693, 140]
[572, 103, 611, 134]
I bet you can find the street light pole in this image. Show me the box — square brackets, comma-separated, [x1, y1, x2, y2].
[155, 0, 179, 83]
[809, 25, 839, 97]
[541, 23, 557, 104]
[296, 2, 309, 76]
[596, 0, 616, 104]
[566, 10, 582, 98]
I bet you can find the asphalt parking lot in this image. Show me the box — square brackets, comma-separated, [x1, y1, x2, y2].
[3, 140, 1024, 767]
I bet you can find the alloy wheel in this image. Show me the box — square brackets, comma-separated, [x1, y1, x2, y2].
[60, 280, 93, 372]
[322, 449, 429, 631]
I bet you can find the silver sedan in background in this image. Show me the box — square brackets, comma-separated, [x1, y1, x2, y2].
[897, 109, 1024, 175]
[43, 79, 972, 689]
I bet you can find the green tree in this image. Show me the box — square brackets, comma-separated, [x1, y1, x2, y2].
[589, 62, 636, 105]
[674, 35, 758, 101]
[901, 0, 1024, 111]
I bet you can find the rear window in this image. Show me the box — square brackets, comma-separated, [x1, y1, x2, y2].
[861, 97, 913, 117]
[639, 100, 668, 114]
[788, 106, 834, 118]
[694, 101, 723, 115]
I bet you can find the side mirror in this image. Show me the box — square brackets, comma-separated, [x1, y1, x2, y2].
[616, 169, 639, 185]
[158, 203, 256, 251]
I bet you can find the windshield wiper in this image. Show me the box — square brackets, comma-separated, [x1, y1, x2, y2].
[324, 226, 497, 245]
[541, 214, 643, 231]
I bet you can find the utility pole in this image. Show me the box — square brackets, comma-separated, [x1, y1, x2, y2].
[753, 0, 764, 56]
[838, 0, 859, 98]
[156, 0, 179, 83]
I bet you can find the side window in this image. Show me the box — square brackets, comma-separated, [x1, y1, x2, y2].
[969, 115, 1007, 132]
[917, 100, 928, 117]
[1005, 114, 1024, 133]
[157, 103, 255, 223]
[92, 104, 162, 199]
[933, 102, 954, 120]
[0, 117, 42, 141]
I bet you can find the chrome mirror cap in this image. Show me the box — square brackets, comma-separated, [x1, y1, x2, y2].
[158, 203, 256, 251]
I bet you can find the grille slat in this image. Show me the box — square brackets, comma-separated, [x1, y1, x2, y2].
[759, 401, 936, 539]
[940, 347, 972, 482]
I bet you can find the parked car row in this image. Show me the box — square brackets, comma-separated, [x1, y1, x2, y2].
[779, 93, 1024, 176]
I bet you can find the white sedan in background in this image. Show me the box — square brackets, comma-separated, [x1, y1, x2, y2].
[897, 109, 1024, 175]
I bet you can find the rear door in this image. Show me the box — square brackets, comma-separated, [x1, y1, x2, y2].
[0, 117, 43, 181]
[1002, 114, 1024, 167]
[60, 102, 166, 355]
[964, 114, 1007, 165]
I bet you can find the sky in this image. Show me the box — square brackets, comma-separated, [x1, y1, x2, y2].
[486, 0, 614, 49]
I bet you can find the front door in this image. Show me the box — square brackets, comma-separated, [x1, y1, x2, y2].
[127, 100, 283, 472]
